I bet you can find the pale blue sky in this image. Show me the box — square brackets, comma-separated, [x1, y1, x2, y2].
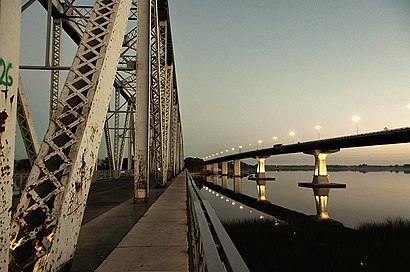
[17, 1, 410, 165]
[168, 0, 410, 164]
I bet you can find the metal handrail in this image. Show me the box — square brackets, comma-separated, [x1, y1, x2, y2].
[187, 172, 249, 272]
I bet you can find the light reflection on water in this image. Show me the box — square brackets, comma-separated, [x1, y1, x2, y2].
[198, 183, 277, 223]
[200, 171, 410, 229]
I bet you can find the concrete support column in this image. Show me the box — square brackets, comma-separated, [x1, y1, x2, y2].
[304, 149, 339, 183]
[221, 161, 228, 175]
[234, 159, 241, 177]
[222, 176, 228, 189]
[314, 188, 330, 220]
[233, 177, 241, 193]
[0, 1, 20, 269]
[256, 156, 270, 178]
[213, 163, 218, 175]
[213, 175, 218, 185]
[206, 164, 211, 172]
[256, 180, 267, 202]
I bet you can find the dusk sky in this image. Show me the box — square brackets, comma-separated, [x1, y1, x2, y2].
[18, 1, 410, 165]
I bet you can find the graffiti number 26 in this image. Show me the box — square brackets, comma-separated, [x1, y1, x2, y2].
[0, 57, 13, 87]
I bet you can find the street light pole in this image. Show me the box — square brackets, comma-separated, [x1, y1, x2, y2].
[315, 125, 321, 140]
[289, 131, 295, 143]
[352, 116, 360, 135]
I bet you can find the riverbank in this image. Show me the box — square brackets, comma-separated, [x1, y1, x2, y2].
[224, 217, 410, 271]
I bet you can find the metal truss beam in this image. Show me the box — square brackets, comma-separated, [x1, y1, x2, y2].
[104, 120, 115, 170]
[150, 0, 166, 187]
[17, 77, 40, 166]
[9, 0, 132, 270]
[50, 17, 62, 119]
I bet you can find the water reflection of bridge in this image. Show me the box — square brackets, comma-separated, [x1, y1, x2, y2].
[200, 175, 349, 229]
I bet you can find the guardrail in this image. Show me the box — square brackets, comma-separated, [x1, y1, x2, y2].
[186, 172, 249, 272]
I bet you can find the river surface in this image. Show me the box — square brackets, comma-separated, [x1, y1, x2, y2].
[198, 171, 410, 229]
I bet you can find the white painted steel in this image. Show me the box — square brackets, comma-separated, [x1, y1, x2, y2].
[0, 2, 21, 270]
[9, 0, 132, 270]
[134, 0, 151, 203]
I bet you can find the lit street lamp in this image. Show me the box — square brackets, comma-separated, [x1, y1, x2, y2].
[272, 136, 278, 144]
[289, 131, 295, 143]
[315, 125, 321, 140]
[239, 145, 243, 153]
[352, 116, 360, 135]
[258, 139, 263, 149]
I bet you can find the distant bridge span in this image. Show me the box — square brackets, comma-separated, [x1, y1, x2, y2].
[205, 127, 410, 164]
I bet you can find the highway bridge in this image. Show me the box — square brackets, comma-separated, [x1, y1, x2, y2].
[1, 1, 409, 271]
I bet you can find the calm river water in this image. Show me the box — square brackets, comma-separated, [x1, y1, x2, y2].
[198, 171, 410, 229]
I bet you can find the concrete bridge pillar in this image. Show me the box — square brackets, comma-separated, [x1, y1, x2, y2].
[313, 188, 330, 220]
[256, 156, 270, 178]
[222, 176, 228, 189]
[213, 163, 218, 175]
[206, 164, 211, 172]
[256, 180, 267, 202]
[205, 175, 211, 183]
[304, 149, 339, 183]
[234, 159, 241, 176]
[233, 177, 241, 193]
[221, 161, 228, 175]
[213, 175, 218, 185]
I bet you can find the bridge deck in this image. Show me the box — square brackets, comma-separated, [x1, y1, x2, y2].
[96, 171, 188, 271]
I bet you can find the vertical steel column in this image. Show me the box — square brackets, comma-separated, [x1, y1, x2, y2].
[50, 17, 62, 119]
[169, 85, 177, 177]
[150, 0, 166, 187]
[9, 0, 132, 270]
[104, 119, 115, 170]
[134, 0, 151, 203]
[113, 87, 121, 171]
[17, 77, 40, 166]
[159, 20, 171, 182]
[0, 2, 20, 270]
[117, 102, 132, 171]
[165, 65, 173, 179]
[127, 108, 134, 171]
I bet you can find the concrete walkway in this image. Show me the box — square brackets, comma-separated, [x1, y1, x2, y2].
[96, 171, 188, 271]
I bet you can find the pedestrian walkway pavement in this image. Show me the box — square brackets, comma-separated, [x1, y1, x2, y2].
[96, 171, 188, 271]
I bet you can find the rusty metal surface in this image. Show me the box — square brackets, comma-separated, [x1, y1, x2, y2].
[9, 0, 132, 270]
[0, 1, 21, 270]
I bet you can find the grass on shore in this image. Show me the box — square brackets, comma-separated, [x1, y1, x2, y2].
[223, 217, 410, 272]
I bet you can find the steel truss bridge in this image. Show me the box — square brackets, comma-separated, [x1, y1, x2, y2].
[1, 0, 184, 271]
